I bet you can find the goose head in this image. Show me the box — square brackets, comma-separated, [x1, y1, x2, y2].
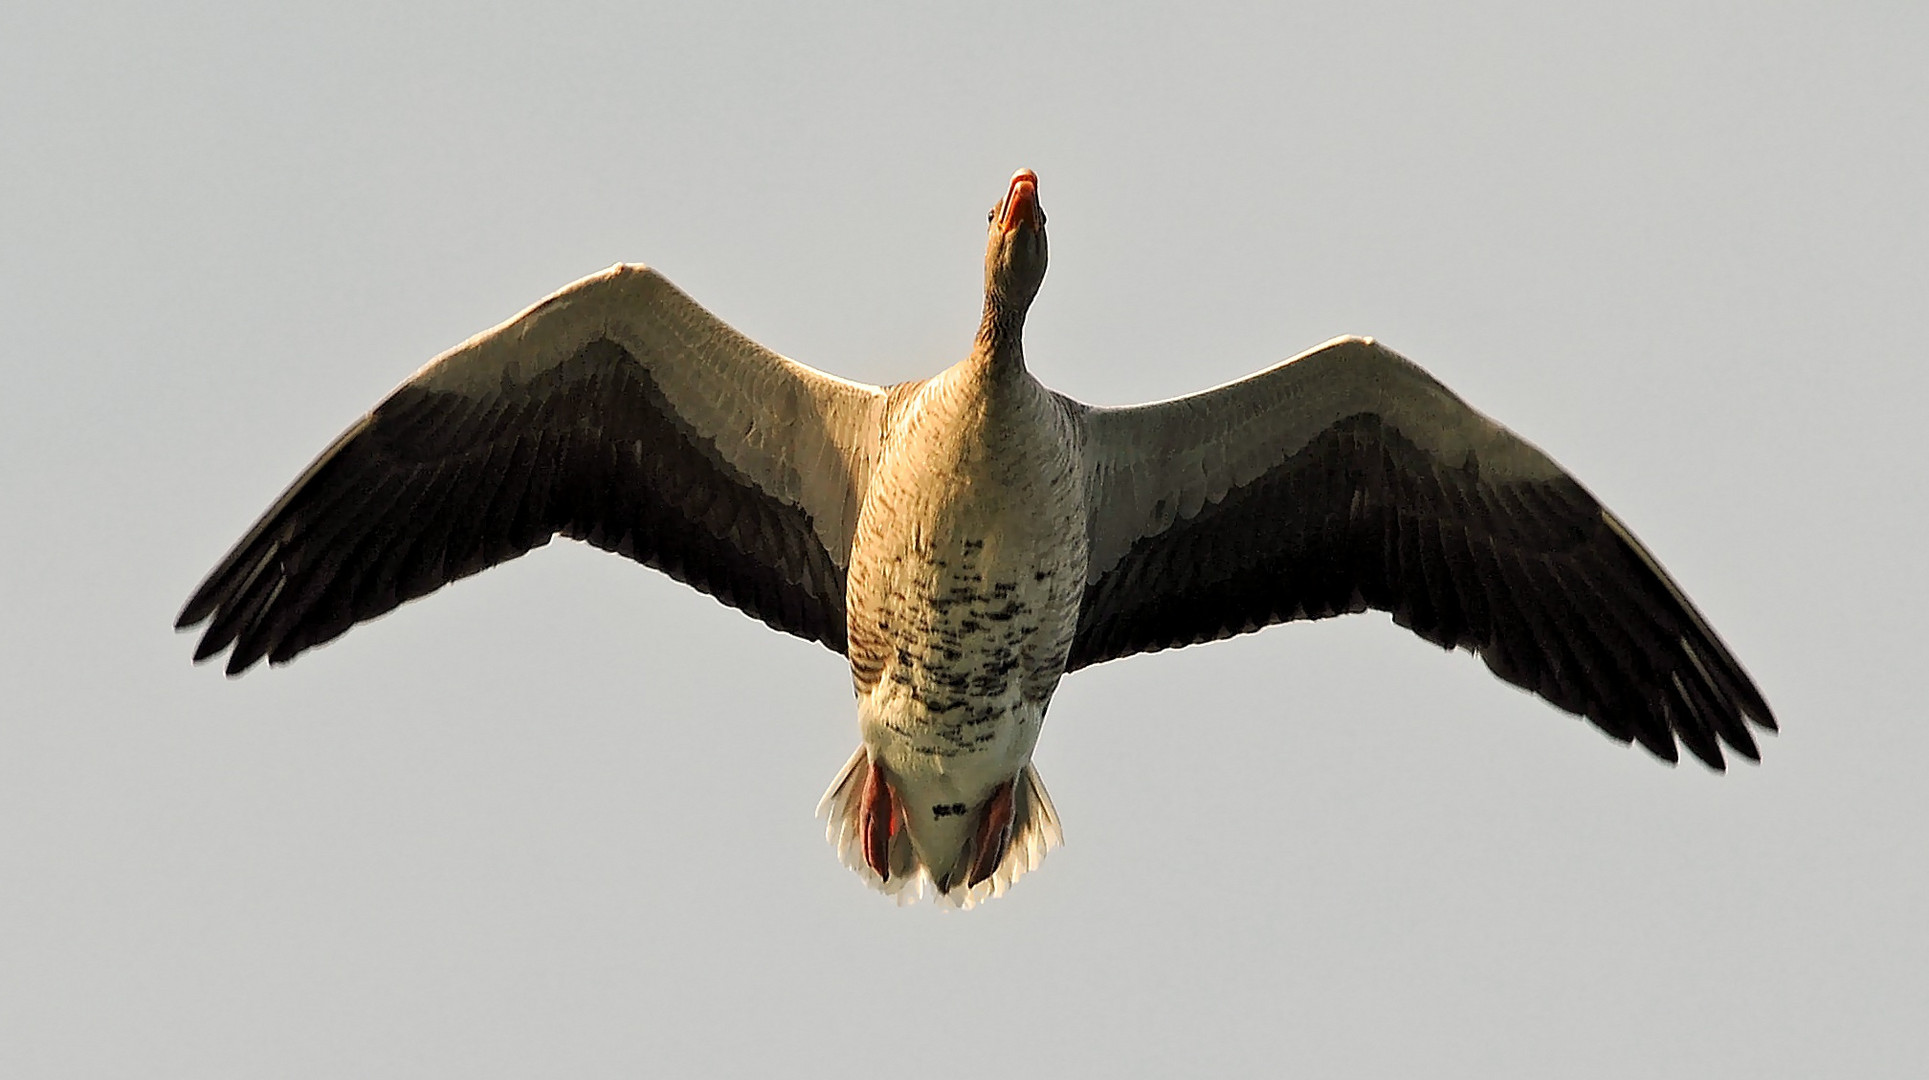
[980, 168, 1048, 345]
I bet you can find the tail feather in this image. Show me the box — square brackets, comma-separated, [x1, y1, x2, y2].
[943, 762, 1063, 909]
[816, 746, 1063, 908]
[817, 747, 922, 903]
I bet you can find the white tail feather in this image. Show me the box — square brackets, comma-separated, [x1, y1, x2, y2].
[816, 746, 1062, 908]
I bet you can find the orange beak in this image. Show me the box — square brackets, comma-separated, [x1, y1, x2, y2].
[999, 168, 1040, 234]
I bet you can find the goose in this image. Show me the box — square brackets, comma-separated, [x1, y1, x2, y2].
[178, 168, 1776, 907]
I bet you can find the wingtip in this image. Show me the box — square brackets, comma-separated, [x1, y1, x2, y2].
[189, 632, 226, 665]
[223, 641, 269, 677]
[175, 592, 214, 632]
[1693, 748, 1729, 774]
[185, 632, 258, 679]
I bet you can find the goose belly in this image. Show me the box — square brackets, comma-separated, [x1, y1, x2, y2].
[846, 448, 1086, 793]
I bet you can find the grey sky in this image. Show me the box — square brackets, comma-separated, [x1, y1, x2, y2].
[5, 1, 1924, 1076]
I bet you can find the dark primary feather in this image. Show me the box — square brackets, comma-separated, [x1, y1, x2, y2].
[1068, 412, 1775, 769]
[177, 338, 850, 674]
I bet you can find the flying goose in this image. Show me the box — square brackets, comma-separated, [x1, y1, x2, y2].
[179, 169, 1776, 907]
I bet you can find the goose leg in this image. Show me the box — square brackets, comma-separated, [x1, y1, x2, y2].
[966, 778, 1017, 888]
[860, 758, 897, 881]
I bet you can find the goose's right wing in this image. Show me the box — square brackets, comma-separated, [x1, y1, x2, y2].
[179, 264, 890, 673]
[1068, 336, 1774, 768]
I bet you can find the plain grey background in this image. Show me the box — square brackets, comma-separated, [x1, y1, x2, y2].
[5, 2, 1924, 1076]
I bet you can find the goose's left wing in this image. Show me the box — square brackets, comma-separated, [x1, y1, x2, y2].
[179, 264, 888, 674]
[1067, 336, 1774, 768]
